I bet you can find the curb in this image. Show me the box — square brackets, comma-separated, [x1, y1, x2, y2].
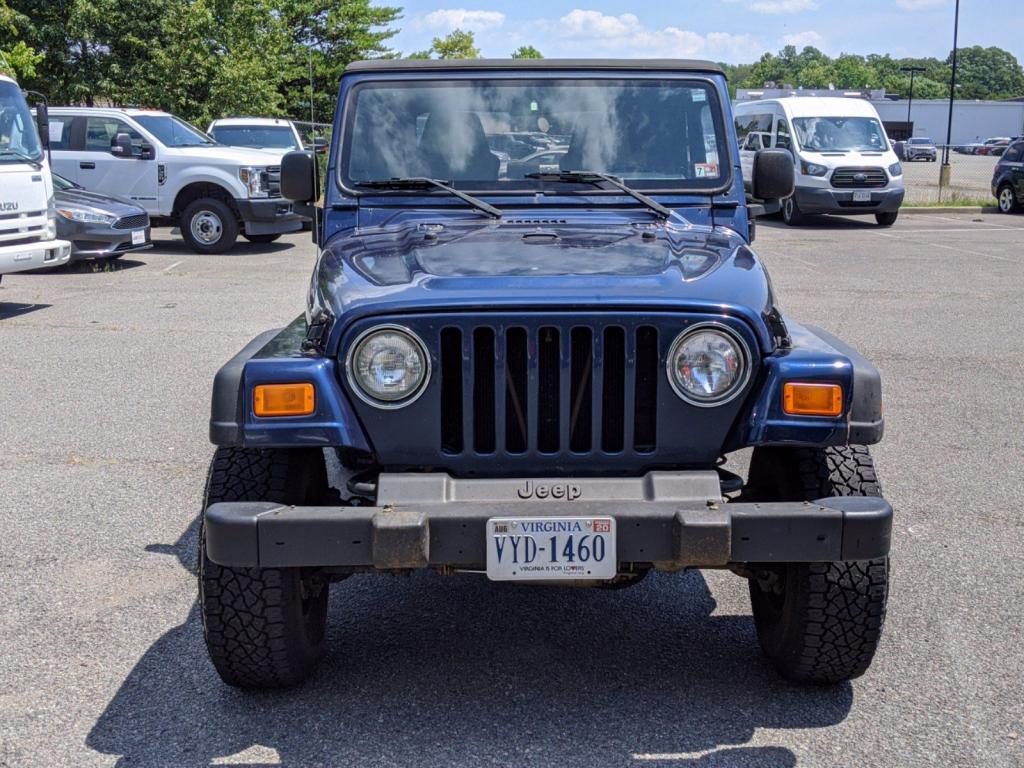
[902, 206, 1000, 214]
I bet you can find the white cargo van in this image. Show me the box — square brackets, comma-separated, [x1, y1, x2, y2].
[0, 74, 71, 276]
[734, 97, 904, 226]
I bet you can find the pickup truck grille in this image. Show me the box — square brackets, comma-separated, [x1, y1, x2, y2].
[265, 166, 281, 197]
[112, 213, 149, 230]
[831, 167, 888, 188]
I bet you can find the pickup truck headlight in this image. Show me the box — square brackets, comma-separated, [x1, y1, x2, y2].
[45, 203, 57, 239]
[56, 208, 116, 225]
[800, 159, 829, 177]
[347, 326, 430, 407]
[238, 166, 269, 199]
[888, 162, 903, 177]
[667, 324, 750, 406]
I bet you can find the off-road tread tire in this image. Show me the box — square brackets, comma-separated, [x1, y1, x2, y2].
[199, 447, 329, 689]
[747, 445, 889, 685]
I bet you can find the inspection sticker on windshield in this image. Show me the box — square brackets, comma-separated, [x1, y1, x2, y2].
[486, 517, 616, 581]
[131, 230, 145, 245]
[695, 163, 718, 178]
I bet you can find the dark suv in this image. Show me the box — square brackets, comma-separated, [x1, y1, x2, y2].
[200, 59, 893, 690]
[993, 138, 1023, 213]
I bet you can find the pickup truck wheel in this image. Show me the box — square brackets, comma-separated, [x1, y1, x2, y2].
[181, 198, 239, 254]
[243, 233, 281, 244]
[199, 447, 330, 688]
[745, 446, 890, 685]
[875, 211, 899, 226]
[782, 196, 805, 226]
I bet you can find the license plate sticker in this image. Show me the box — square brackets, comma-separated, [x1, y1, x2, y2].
[852, 190, 872, 202]
[131, 229, 146, 245]
[486, 517, 616, 581]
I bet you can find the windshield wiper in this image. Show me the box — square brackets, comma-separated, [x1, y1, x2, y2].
[525, 170, 673, 220]
[357, 177, 502, 219]
[0, 149, 42, 170]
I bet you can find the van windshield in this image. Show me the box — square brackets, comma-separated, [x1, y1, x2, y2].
[0, 80, 43, 164]
[793, 116, 887, 152]
[340, 78, 729, 193]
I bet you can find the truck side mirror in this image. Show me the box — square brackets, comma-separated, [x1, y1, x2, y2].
[281, 151, 319, 203]
[140, 143, 155, 161]
[110, 132, 134, 158]
[751, 149, 795, 202]
[35, 103, 49, 149]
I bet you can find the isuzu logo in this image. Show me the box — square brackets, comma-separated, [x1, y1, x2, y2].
[0, 202, 18, 212]
[517, 480, 582, 501]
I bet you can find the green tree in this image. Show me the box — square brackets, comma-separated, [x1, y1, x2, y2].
[431, 29, 478, 59]
[511, 45, 542, 59]
[953, 46, 1024, 100]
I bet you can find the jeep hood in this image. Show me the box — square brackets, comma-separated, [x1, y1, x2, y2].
[311, 217, 780, 352]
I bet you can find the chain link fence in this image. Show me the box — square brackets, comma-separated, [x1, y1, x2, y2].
[901, 147, 1000, 206]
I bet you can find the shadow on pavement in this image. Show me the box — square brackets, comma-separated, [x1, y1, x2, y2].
[0, 301, 52, 319]
[89, 516, 851, 767]
[759, 215, 886, 231]
[145, 237, 296, 256]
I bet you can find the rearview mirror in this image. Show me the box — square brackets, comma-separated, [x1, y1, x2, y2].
[751, 149, 795, 202]
[110, 132, 134, 158]
[35, 103, 49, 149]
[281, 151, 319, 203]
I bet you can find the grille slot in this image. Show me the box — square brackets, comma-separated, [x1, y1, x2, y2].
[265, 166, 282, 197]
[505, 328, 529, 453]
[601, 327, 626, 453]
[440, 328, 463, 454]
[472, 328, 496, 453]
[537, 327, 560, 453]
[831, 167, 887, 188]
[569, 328, 594, 452]
[112, 213, 149, 230]
[633, 326, 659, 453]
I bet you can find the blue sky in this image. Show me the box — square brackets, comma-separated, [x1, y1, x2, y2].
[388, 0, 1024, 66]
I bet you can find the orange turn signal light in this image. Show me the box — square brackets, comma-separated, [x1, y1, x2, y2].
[783, 382, 843, 417]
[254, 383, 315, 417]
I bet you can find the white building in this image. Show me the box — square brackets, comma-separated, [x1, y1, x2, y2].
[734, 88, 1024, 145]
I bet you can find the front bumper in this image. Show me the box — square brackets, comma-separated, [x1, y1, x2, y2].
[0, 239, 72, 274]
[64, 225, 153, 260]
[204, 471, 893, 570]
[234, 199, 305, 236]
[795, 185, 905, 215]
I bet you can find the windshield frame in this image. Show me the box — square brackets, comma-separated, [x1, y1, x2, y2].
[134, 114, 217, 148]
[791, 115, 889, 153]
[0, 81, 44, 164]
[335, 74, 734, 198]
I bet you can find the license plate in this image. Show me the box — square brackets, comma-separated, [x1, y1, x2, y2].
[853, 190, 872, 202]
[131, 229, 146, 245]
[486, 517, 616, 581]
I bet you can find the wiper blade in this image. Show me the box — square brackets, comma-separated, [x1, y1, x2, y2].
[357, 177, 502, 219]
[0, 149, 42, 169]
[525, 170, 673, 219]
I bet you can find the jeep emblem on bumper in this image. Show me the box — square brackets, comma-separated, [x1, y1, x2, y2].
[517, 480, 582, 501]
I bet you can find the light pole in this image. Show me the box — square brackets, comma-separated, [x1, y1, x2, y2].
[938, 0, 960, 200]
[900, 65, 925, 138]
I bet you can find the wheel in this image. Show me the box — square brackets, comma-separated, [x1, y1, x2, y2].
[199, 447, 331, 688]
[243, 233, 281, 244]
[181, 198, 239, 254]
[875, 211, 899, 226]
[745, 445, 890, 685]
[782, 195, 805, 226]
[998, 184, 1020, 214]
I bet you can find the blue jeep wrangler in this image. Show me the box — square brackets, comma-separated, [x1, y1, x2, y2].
[200, 59, 891, 688]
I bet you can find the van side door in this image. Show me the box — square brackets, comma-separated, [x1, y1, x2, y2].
[76, 116, 160, 213]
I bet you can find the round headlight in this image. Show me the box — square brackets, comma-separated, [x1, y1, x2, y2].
[667, 324, 750, 406]
[348, 326, 429, 407]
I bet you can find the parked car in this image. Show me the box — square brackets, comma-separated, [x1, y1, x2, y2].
[207, 117, 304, 152]
[992, 138, 1023, 214]
[52, 173, 151, 259]
[45, 107, 304, 253]
[734, 96, 904, 226]
[975, 138, 1011, 156]
[987, 140, 1011, 157]
[199, 58, 892, 691]
[904, 137, 937, 162]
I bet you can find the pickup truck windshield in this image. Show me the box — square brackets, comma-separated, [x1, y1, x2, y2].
[135, 115, 215, 147]
[341, 78, 728, 193]
[0, 81, 43, 164]
[210, 125, 301, 150]
[793, 116, 887, 152]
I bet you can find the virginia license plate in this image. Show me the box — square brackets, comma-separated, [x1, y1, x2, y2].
[852, 190, 872, 202]
[131, 229, 146, 245]
[486, 517, 617, 581]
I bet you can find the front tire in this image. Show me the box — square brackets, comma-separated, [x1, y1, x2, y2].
[199, 447, 330, 688]
[998, 184, 1020, 214]
[181, 198, 239, 254]
[745, 446, 890, 685]
[782, 195, 806, 226]
[875, 211, 899, 226]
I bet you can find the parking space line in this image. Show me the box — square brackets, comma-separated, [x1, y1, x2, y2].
[161, 260, 183, 274]
[874, 231, 1014, 261]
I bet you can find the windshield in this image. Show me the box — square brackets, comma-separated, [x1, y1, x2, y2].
[0, 81, 43, 164]
[910, 138, 933, 145]
[341, 78, 728, 192]
[135, 115, 215, 147]
[210, 125, 300, 150]
[51, 173, 76, 191]
[793, 116, 887, 152]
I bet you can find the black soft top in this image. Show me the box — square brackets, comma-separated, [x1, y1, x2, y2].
[344, 58, 726, 76]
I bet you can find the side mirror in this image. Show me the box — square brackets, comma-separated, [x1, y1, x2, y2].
[281, 150, 319, 203]
[35, 103, 49, 149]
[111, 132, 134, 158]
[140, 142, 155, 161]
[751, 149, 795, 202]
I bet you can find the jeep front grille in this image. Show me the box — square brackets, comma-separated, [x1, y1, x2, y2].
[831, 167, 888, 188]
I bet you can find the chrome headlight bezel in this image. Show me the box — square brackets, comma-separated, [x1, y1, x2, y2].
[666, 322, 752, 407]
[345, 325, 431, 409]
[238, 166, 269, 199]
[55, 207, 116, 225]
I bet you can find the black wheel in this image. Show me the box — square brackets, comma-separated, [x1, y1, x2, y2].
[181, 198, 239, 254]
[782, 195, 805, 226]
[243, 233, 281, 244]
[745, 445, 890, 685]
[998, 184, 1020, 214]
[199, 447, 330, 688]
[875, 211, 899, 226]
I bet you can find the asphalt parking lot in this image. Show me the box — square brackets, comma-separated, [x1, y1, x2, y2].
[1, 211, 1023, 768]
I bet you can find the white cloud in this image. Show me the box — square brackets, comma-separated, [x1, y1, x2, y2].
[782, 30, 825, 48]
[748, 0, 818, 14]
[556, 11, 762, 61]
[894, 0, 947, 9]
[418, 8, 506, 32]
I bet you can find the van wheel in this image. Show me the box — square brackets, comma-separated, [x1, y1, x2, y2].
[998, 185, 1020, 213]
[782, 196, 805, 226]
[875, 211, 899, 226]
[181, 198, 239, 254]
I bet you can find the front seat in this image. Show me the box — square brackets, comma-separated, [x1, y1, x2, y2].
[418, 111, 499, 182]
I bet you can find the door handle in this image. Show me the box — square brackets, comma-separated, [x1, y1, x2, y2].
[80, 162, 96, 170]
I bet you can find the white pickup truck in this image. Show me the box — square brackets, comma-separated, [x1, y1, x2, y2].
[46, 107, 304, 253]
[0, 74, 71, 277]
